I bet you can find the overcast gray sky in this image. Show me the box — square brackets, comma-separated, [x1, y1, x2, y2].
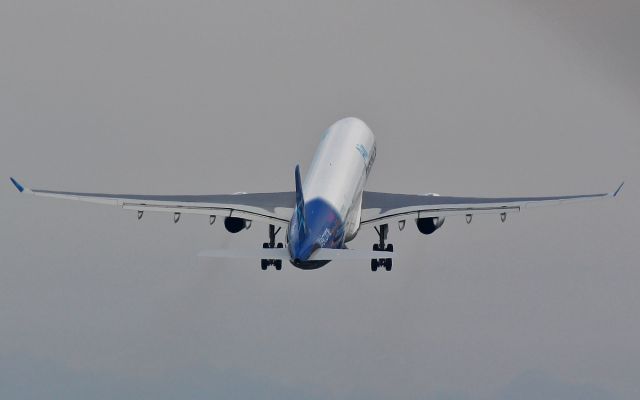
[1, 1, 638, 399]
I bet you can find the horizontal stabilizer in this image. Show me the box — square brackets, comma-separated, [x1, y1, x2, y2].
[198, 248, 290, 259]
[198, 247, 393, 261]
[312, 248, 394, 260]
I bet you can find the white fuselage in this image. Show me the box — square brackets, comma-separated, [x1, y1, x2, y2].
[303, 117, 376, 241]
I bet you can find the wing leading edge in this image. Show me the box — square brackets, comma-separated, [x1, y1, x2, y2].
[360, 182, 624, 226]
[9, 178, 294, 227]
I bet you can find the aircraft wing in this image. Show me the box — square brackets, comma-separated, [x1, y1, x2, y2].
[360, 182, 624, 226]
[9, 178, 294, 227]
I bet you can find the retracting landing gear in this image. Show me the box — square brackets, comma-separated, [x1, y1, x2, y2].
[371, 224, 393, 271]
[262, 224, 284, 270]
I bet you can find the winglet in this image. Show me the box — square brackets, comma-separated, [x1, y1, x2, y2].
[9, 177, 25, 193]
[613, 181, 624, 197]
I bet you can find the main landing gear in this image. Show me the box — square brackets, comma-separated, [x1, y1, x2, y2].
[261, 224, 284, 271]
[371, 224, 393, 271]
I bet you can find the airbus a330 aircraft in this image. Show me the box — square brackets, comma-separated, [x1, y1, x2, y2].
[11, 117, 623, 271]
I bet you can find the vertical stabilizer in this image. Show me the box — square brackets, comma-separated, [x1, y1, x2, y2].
[294, 165, 307, 234]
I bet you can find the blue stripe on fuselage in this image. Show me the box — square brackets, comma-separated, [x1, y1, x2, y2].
[288, 198, 344, 269]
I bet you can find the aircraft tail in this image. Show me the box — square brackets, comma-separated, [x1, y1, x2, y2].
[294, 165, 307, 235]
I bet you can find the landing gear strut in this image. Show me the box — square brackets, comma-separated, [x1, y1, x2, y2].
[262, 224, 284, 270]
[371, 224, 393, 271]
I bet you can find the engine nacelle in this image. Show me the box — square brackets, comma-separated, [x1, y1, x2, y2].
[224, 217, 248, 233]
[416, 217, 445, 235]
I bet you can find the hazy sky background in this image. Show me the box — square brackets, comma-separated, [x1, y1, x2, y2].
[1, 1, 638, 399]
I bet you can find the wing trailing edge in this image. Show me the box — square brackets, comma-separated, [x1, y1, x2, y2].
[9, 177, 294, 226]
[360, 181, 624, 226]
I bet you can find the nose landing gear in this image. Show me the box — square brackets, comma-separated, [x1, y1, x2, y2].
[261, 224, 284, 270]
[371, 224, 393, 271]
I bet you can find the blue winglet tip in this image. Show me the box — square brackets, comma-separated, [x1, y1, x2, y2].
[10, 177, 24, 193]
[613, 181, 624, 197]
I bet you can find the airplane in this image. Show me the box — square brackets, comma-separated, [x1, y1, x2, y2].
[10, 117, 624, 271]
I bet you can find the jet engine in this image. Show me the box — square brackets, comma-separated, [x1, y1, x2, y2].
[416, 217, 445, 235]
[224, 217, 248, 233]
